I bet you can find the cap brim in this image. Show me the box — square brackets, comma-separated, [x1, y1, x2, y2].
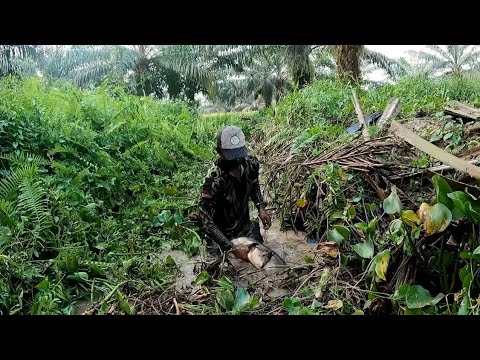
[221, 146, 249, 160]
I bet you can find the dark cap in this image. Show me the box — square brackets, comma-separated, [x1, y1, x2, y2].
[216, 125, 249, 160]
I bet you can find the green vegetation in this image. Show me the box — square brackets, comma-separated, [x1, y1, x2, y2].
[2, 45, 480, 315]
[0, 76, 262, 314]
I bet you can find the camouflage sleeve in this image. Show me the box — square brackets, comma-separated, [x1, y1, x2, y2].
[198, 166, 232, 250]
[247, 156, 266, 210]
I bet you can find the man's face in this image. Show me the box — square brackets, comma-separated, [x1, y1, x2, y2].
[216, 148, 244, 168]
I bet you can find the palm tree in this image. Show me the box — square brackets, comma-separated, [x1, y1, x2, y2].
[333, 45, 363, 83]
[312, 45, 403, 83]
[20, 45, 252, 100]
[0, 45, 38, 77]
[285, 45, 314, 88]
[215, 47, 295, 109]
[408, 45, 480, 76]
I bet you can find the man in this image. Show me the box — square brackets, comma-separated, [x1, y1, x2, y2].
[198, 125, 272, 252]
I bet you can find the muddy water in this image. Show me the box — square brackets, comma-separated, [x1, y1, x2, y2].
[153, 251, 203, 292]
[146, 220, 317, 300]
[224, 220, 318, 299]
[261, 220, 316, 266]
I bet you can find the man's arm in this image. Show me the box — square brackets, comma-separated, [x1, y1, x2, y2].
[249, 158, 266, 210]
[248, 156, 272, 229]
[198, 168, 233, 250]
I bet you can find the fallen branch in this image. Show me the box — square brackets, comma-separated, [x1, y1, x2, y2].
[465, 123, 480, 136]
[173, 298, 180, 315]
[388, 159, 480, 181]
[444, 101, 480, 122]
[352, 89, 370, 141]
[378, 98, 401, 131]
[390, 120, 480, 179]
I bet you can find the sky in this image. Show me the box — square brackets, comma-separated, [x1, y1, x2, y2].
[364, 45, 427, 81]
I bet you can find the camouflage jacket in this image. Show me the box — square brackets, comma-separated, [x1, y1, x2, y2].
[198, 155, 265, 249]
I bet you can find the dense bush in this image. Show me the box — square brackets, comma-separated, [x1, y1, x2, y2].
[0, 77, 260, 314]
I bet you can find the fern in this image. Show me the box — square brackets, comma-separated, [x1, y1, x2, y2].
[0, 165, 38, 198]
[0, 199, 15, 219]
[16, 178, 51, 230]
[0, 152, 49, 167]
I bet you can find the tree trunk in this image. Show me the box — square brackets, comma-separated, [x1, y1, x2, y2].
[334, 45, 363, 84]
[288, 45, 313, 89]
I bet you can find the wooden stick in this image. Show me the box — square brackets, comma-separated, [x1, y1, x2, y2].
[377, 98, 401, 131]
[352, 89, 370, 141]
[390, 120, 480, 179]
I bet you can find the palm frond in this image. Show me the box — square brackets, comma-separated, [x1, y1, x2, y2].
[362, 48, 405, 80]
[0, 45, 39, 76]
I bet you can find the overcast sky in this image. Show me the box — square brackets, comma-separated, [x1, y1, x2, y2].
[364, 45, 427, 81]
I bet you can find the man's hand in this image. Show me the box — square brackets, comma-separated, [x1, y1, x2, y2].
[258, 208, 272, 230]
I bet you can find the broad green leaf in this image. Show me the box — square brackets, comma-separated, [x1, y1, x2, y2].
[340, 254, 349, 267]
[473, 246, 480, 255]
[354, 222, 368, 233]
[404, 308, 425, 315]
[119, 299, 135, 315]
[383, 186, 402, 215]
[164, 255, 176, 267]
[467, 201, 480, 222]
[352, 239, 374, 259]
[233, 287, 250, 311]
[417, 203, 452, 235]
[403, 237, 414, 256]
[367, 218, 377, 236]
[173, 211, 184, 224]
[392, 284, 411, 301]
[216, 290, 234, 311]
[374, 250, 390, 281]
[346, 205, 356, 220]
[432, 175, 454, 209]
[195, 271, 210, 286]
[67, 272, 89, 282]
[447, 191, 470, 220]
[327, 225, 350, 244]
[283, 297, 301, 311]
[463, 273, 473, 289]
[401, 210, 421, 227]
[289, 307, 317, 315]
[248, 296, 261, 310]
[35, 279, 50, 290]
[459, 265, 473, 289]
[351, 310, 364, 315]
[405, 285, 443, 309]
